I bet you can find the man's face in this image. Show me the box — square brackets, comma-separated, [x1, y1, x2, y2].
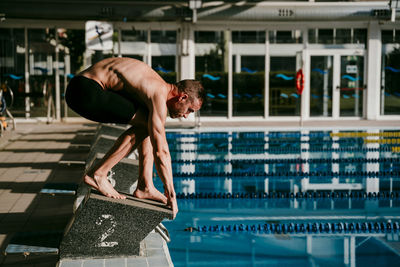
[167, 93, 202, 119]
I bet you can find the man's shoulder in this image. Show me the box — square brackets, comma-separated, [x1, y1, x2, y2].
[148, 82, 169, 99]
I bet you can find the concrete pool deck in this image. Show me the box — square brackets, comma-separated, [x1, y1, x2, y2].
[0, 123, 173, 266]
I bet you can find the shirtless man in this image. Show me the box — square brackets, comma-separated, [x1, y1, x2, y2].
[65, 57, 204, 219]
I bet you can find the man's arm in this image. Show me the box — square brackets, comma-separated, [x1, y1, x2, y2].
[147, 96, 178, 219]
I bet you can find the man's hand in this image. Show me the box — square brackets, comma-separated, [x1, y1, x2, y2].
[165, 190, 178, 219]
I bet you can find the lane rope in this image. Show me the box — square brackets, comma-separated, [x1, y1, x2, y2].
[176, 191, 400, 200]
[193, 221, 400, 234]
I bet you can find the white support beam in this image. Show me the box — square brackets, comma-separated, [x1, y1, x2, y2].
[301, 29, 309, 120]
[332, 55, 340, 119]
[179, 23, 195, 80]
[146, 29, 152, 67]
[24, 27, 30, 118]
[55, 27, 61, 121]
[366, 21, 381, 120]
[264, 30, 270, 118]
[227, 31, 233, 119]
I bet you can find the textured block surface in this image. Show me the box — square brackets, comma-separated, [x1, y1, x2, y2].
[60, 191, 173, 259]
[93, 153, 139, 195]
[86, 135, 117, 164]
[96, 124, 127, 138]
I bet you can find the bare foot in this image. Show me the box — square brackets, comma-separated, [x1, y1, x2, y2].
[133, 187, 167, 204]
[83, 173, 126, 199]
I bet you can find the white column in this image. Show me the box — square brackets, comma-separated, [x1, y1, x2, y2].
[47, 55, 53, 76]
[332, 55, 340, 119]
[366, 21, 382, 120]
[301, 29, 310, 120]
[64, 50, 70, 118]
[179, 23, 195, 80]
[146, 29, 152, 67]
[264, 30, 270, 118]
[235, 54, 241, 73]
[55, 28, 61, 121]
[227, 31, 233, 119]
[323, 56, 332, 116]
[24, 27, 30, 118]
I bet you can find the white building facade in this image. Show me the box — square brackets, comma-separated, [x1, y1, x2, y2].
[0, 1, 399, 123]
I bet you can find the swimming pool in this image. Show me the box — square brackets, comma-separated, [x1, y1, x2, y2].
[155, 129, 400, 267]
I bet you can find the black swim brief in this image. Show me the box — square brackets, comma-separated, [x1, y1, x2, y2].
[65, 76, 137, 124]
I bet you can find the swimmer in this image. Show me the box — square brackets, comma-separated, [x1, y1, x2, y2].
[65, 57, 205, 219]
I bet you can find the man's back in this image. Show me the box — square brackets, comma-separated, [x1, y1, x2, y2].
[80, 57, 168, 105]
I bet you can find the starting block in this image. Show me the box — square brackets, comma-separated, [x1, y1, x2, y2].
[90, 153, 139, 195]
[74, 152, 139, 212]
[60, 190, 173, 259]
[86, 134, 118, 163]
[94, 124, 127, 139]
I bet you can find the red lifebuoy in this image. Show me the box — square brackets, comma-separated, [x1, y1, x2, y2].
[296, 69, 304, 95]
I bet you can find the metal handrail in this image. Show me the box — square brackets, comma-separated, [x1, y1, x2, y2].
[155, 223, 171, 243]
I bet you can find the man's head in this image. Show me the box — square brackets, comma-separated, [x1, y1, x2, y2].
[167, 79, 205, 119]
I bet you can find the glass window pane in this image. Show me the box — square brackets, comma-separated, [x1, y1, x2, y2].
[310, 56, 333, 117]
[195, 31, 228, 117]
[233, 55, 264, 116]
[195, 31, 223, 43]
[57, 29, 85, 118]
[353, 29, 367, 45]
[308, 29, 317, 44]
[152, 56, 176, 84]
[382, 30, 394, 44]
[381, 30, 400, 115]
[0, 28, 25, 116]
[335, 29, 351, 44]
[318, 29, 334, 44]
[309, 28, 367, 46]
[269, 30, 302, 44]
[28, 28, 55, 118]
[151, 31, 177, 84]
[151, 30, 176, 43]
[232, 31, 265, 44]
[340, 56, 364, 117]
[269, 57, 299, 116]
[395, 30, 400, 43]
[121, 29, 146, 42]
[121, 30, 146, 60]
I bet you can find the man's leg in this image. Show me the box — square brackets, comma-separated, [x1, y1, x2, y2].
[133, 137, 167, 203]
[84, 108, 148, 199]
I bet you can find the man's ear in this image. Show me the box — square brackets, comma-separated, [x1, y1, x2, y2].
[179, 93, 188, 101]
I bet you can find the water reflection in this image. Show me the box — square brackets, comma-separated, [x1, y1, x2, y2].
[160, 129, 400, 267]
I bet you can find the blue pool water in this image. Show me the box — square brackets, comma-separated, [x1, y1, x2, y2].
[155, 129, 400, 267]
